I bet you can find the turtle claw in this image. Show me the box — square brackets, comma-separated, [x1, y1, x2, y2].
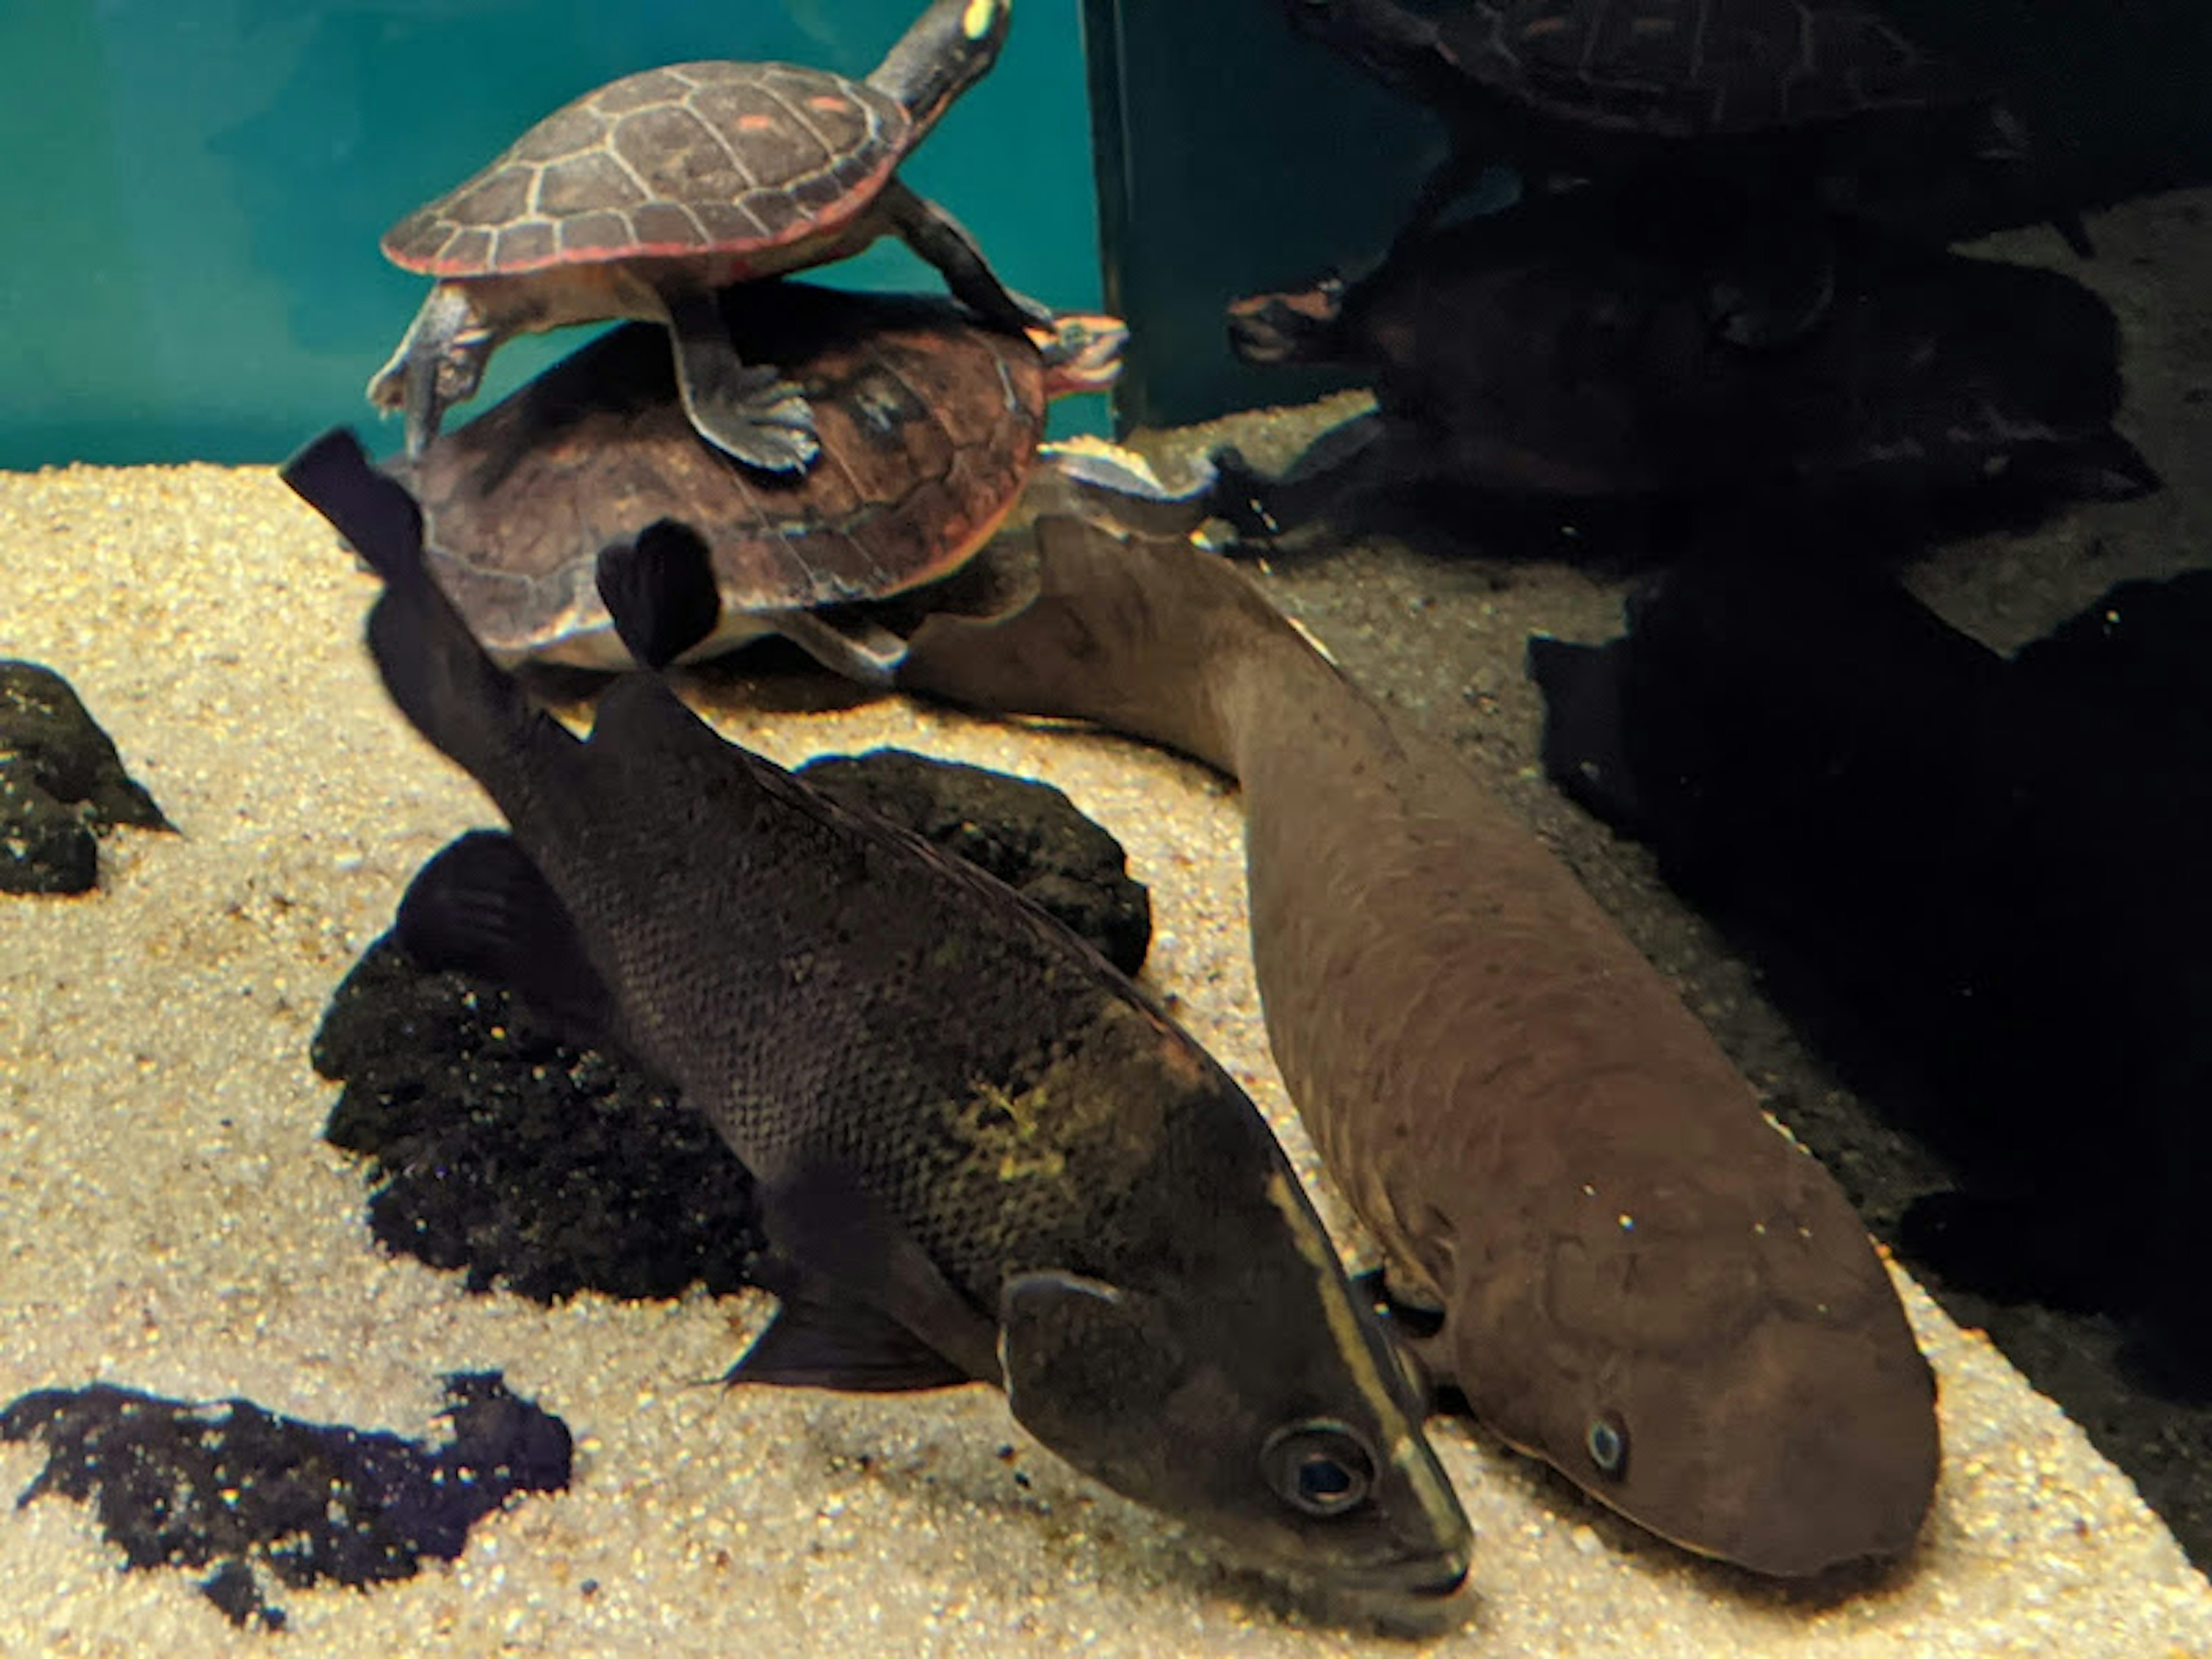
[689, 366, 821, 475]
[666, 292, 821, 475]
[369, 282, 492, 460]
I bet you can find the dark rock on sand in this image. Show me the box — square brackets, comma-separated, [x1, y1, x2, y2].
[798, 747, 1152, 978]
[314, 747, 1151, 1302]
[315, 933, 766, 1303]
[0, 1372, 570, 1629]
[0, 660, 170, 894]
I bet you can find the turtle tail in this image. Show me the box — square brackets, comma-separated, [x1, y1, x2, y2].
[281, 427, 572, 808]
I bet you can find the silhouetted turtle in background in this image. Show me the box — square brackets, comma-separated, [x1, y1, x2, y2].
[1283, 0, 2089, 309]
[391, 282, 1209, 683]
[1218, 189, 2153, 547]
[369, 0, 1042, 472]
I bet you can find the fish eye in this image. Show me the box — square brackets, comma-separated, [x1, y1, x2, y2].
[1585, 1411, 1629, 1480]
[1260, 1419, 1377, 1518]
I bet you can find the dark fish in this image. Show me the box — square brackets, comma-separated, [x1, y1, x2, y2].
[279, 430, 1473, 1619]
[885, 517, 1940, 1577]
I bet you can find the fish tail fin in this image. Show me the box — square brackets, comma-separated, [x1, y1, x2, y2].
[282, 427, 560, 792]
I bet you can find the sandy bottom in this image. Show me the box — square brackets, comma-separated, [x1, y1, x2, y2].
[2, 460, 2209, 1657]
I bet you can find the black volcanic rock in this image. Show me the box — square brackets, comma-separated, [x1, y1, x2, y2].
[1, 1373, 570, 1628]
[0, 660, 171, 894]
[313, 747, 1152, 1304]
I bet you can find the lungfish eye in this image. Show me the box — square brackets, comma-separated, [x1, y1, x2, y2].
[1260, 1420, 1378, 1517]
[1585, 1411, 1630, 1480]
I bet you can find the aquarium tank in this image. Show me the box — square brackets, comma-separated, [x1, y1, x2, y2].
[7, 2, 2212, 1655]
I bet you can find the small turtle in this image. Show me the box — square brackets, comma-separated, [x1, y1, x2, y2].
[368, 0, 1041, 472]
[392, 281, 1210, 683]
[1283, 0, 2085, 259]
[1218, 189, 2154, 543]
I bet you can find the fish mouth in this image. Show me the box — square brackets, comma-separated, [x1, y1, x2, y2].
[1289, 1560, 1475, 1638]
[1408, 1565, 1470, 1598]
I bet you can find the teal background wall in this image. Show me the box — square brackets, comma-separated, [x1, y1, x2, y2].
[0, 1, 1103, 471]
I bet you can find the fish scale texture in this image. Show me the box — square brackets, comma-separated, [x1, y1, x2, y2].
[895, 524, 1940, 1575]
[490, 673, 1271, 1317]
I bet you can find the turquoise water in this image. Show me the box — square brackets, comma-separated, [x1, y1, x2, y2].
[0, 1, 1102, 470]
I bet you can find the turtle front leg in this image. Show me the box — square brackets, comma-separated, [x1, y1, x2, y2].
[661, 290, 819, 475]
[366, 282, 498, 459]
[880, 178, 1054, 338]
[1392, 138, 1517, 256]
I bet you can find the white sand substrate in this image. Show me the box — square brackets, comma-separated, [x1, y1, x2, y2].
[2, 463, 2207, 1657]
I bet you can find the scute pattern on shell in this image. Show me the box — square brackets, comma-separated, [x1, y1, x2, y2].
[381, 61, 911, 276]
[1449, 0, 1977, 138]
[404, 288, 1046, 662]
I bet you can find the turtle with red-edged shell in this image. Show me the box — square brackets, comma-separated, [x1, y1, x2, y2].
[368, 0, 1041, 474]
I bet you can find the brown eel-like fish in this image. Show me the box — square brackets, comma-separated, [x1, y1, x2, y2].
[887, 516, 1940, 1577]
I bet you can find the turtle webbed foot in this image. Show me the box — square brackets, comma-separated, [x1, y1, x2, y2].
[665, 293, 820, 474]
[687, 363, 821, 475]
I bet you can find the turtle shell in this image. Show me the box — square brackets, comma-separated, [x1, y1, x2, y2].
[400, 283, 1046, 667]
[381, 61, 910, 278]
[1442, 0, 1981, 140]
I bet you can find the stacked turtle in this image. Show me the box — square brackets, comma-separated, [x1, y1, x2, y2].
[1282, 0, 2088, 258]
[369, 0, 1053, 476]
[359, 0, 1216, 676]
[1222, 0, 2149, 539]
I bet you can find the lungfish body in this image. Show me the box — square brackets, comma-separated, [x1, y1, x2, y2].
[891, 518, 1940, 1576]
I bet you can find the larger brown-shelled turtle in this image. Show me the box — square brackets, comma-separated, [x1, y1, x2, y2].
[1216, 188, 2154, 543]
[392, 281, 1208, 683]
[1284, 0, 2085, 256]
[368, 0, 1041, 473]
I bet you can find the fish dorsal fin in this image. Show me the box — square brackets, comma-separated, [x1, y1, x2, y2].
[594, 519, 724, 670]
[725, 1278, 972, 1393]
[755, 1160, 1003, 1387]
[396, 829, 620, 1051]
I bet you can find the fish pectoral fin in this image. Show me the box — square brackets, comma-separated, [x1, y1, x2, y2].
[396, 830, 622, 1050]
[757, 1161, 1002, 1386]
[725, 1284, 974, 1393]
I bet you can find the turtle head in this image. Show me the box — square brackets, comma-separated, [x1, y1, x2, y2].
[1226, 278, 1349, 366]
[1032, 312, 1128, 398]
[871, 0, 1014, 137]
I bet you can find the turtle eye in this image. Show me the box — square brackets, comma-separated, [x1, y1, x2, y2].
[1585, 1411, 1629, 1480]
[1261, 1419, 1378, 1518]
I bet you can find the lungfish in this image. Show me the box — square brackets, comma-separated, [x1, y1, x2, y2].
[888, 516, 1940, 1577]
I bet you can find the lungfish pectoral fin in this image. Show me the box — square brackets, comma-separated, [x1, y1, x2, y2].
[396, 829, 622, 1053]
[998, 1271, 1181, 1476]
[752, 1160, 1003, 1387]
